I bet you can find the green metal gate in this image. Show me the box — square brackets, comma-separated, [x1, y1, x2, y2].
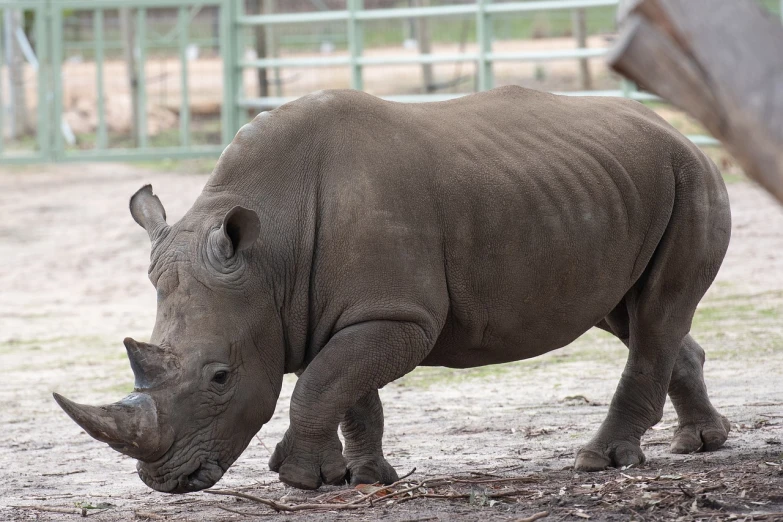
[0, 0, 238, 163]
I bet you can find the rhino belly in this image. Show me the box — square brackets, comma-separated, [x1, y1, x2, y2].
[421, 221, 649, 368]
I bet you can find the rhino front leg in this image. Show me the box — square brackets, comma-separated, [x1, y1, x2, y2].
[341, 390, 399, 485]
[270, 320, 434, 490]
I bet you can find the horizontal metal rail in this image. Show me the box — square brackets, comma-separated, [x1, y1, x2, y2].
[237, 0, 619, 26]
[487, 0, 618, 13]
[63, 38, 220, 51]
[0, 0, 46, 6]
[240, 48, 611, 69]
[58, 145, 226, 162]
[46, 0, 217, 8]
[487, 47, 609, 61]
[358, 53, 478, 66]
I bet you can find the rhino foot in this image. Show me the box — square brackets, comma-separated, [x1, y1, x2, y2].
[670, 414, 731, 454]
[269, 432, 347, 490]
[574, 440, 646, 471]
[347, 455, 399, 486]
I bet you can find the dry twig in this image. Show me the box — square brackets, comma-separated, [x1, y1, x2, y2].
[451, 476, 542, 485]
[11, 505, 86, 516]
[515, 512, 550, 522]
[134, 512, 167, 520]
[205, 489, 363, 512]
[216, 505, 275, 517]
[41, 470, 87, 477]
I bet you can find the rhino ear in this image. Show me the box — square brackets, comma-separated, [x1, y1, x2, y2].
[221, 206, 260, 255]
[130, 185, 168, 241]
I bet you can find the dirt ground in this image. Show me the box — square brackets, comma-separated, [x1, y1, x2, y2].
[0, 161, 782, 521]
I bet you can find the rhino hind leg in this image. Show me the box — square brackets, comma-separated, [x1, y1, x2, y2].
[575, 164, 731, 472]
[595, 319, 730, 456]
[573, 318, 674, 471]
[667, 335, 731, 454]
[341, 390, 399, 485]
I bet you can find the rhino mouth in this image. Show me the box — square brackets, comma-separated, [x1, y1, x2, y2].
[138, 459, 226, 493]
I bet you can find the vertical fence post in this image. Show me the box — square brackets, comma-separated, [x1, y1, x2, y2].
[267, 0, 282, 98]
[178, 6, 190, 147]
[4, 9, 16, 138]
[234, 0, 246, 131]
[137, 8, 147, 148]
[0, 7, 4, 155]
[51, 4, 64, 159]
[476, 0, 493, 91]
[94, 9, 108, 150]
[416, 0, 435, 93]
[621, 78, 636, 98]
[347, 0, 364, 91]
[221, 0, 238, 144]
[572, 8, 592, 90]
[249, 0, 267, 99]
[35, 3, 50, 158]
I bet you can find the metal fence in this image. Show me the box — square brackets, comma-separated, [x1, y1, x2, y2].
[240, 0, 624, 102]
[1, 0, 782, 164]
[0, 0, 234, 163]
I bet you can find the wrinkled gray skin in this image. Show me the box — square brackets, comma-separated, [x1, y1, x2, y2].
[55, 86, 732, 493]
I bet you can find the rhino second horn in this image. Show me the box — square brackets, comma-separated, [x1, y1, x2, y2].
[124, 337, 174, 389]
[53, 392, 171, 462]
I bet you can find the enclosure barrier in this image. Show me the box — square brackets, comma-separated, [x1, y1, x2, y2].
[237, 0, 783, 147]
[2, 0, 782, 164]
[0, 0, 233, 163]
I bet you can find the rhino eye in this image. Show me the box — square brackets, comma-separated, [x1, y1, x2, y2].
[212, 371, 229, 385]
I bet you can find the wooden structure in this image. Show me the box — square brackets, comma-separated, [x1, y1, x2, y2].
[609, 0, 783, 204]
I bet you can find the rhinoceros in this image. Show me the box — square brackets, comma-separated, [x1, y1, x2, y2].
[54, 86, 732, 493]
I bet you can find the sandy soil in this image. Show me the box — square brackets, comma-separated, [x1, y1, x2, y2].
[0, 162, 782, 521]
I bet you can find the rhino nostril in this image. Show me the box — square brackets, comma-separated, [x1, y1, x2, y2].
[186, 464, 203, 485]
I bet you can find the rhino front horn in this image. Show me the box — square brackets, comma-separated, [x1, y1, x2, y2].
[53, 392, 172, 462]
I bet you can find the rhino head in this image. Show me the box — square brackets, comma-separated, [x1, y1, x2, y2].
[54, 185, 285, 493]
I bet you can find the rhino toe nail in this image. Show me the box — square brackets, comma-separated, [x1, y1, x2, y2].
[670, 433, 702, 454]
[280, 468, 321, 490]
[574, 449, 610, 472]
[701, 430, 729, 451]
